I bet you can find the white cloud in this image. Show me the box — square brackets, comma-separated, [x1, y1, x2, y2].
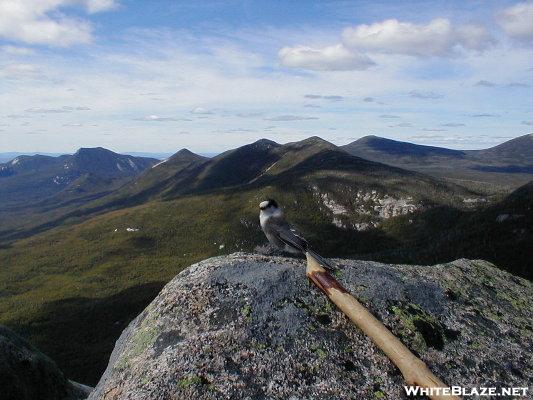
[85, 0, 117, 14]
[496, 2, 533, 43]
[475, 80, 497, 87]
[423, 128, 447, 132]
[190, 107, 214, 115]
[441, 123, 465, 127]
[25, 107, 71, 113]
[468, 113, 500, 117]
[507, 82, 529, 87]
[1, 45, 34, 55]
[474, 79, 529, 88]
[264, 115, 318, 121]
[215, 127, 254, 134]
[389, 122, 413, 128]
[342, 18, 493, 57]
[409, 90, 444, 99]
[236, 112, 263, 118]
[24, 130, 45, 135]
[0, 0, 117, 46]
[0, 63, 41, 79]
[379, 114, 400, 119]
[278, 44, 375, 71]
[134, 115, 180, 122]
[23, 105, 91, 113]
[1, 25, 529, 152]
[278, 17, 495, 72]
[304, 94, 344, 101]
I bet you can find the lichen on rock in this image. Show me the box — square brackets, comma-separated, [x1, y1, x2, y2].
[89, 253, 532, 400]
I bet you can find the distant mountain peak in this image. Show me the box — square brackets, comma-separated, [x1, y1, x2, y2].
[168, 148, 206, 162]
[287, 136, 337, 150]
[487, 133, 532, 149]
[344, 136, 465, 158]
[251, 138, 279, 147]
[475, 133, 533, 164]
[355, 135, 405, 145]
[0, 147, 157, 210]
[70, 148, 159, 177]
[300, 136, 331, 143]
[342, 135, 532, 190]
[358, 134, 380, 140]
[76, 146, 106, 153]
[173, 148, 198, 157]
[74, 147, 117, 157]
[221, 139, 280, 155]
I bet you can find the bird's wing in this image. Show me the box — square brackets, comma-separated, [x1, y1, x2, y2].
[270, 218, 308, 253]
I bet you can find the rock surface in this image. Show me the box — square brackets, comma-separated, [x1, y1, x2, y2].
[0, 325, 91, 400]
[90, 253, 532, 400]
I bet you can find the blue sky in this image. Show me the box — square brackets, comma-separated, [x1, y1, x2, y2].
[0, 0, 532, 153]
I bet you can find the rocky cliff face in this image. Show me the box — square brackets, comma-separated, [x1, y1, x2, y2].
[90, 253, 532, 400]
[0, 325, 91, 400]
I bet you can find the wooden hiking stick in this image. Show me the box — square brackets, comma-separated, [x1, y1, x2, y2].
[305, 253, 460, 400]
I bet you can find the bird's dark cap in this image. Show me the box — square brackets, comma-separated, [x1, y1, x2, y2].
[259, 198, 278, 210]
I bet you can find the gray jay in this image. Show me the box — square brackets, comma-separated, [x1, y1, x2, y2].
[259, 199, 336, 271]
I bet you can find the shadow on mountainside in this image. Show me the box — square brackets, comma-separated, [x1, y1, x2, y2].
[4, 282, 165, 386]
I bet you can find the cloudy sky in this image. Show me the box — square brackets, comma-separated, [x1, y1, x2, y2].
[0, 0, 532, 153]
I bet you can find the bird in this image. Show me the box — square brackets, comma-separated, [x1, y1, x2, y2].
[259, 198, 336, 271]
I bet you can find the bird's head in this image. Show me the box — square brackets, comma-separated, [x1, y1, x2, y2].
[259, 199, 279, 211]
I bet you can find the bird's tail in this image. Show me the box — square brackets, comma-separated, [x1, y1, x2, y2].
[306, 249, 336, 272]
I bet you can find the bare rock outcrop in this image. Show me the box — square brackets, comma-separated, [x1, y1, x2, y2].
[90, 253, 532, 399]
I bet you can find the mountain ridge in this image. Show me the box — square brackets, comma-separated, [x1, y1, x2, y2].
[0, 137, 531, 386]
[342, 134, 533, 191]
[0, 147, 158, 206]
[346, 135, 466, 158]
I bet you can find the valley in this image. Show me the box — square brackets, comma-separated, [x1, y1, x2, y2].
[0, 135, 531, 385]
